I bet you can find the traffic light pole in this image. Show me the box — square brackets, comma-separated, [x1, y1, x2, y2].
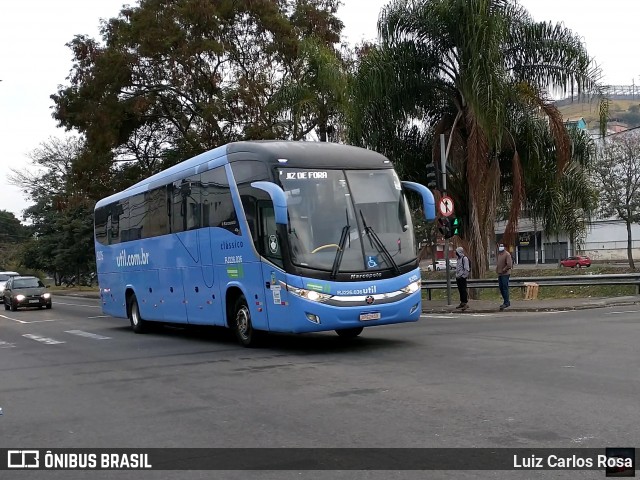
[440, 134, 451, 305]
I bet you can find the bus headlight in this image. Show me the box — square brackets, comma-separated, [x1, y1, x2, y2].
[401, 280, 421, 294]
[285, 284, 332, 303]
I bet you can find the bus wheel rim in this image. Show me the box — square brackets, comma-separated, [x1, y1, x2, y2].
[131, 304, 139, 325]
[236, 307, 250, 339]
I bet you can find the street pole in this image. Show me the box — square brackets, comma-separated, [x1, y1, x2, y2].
[440, 134, 451, 305]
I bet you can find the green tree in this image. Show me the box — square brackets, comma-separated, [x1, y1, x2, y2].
[9, 137, 97, 281]
[0, 210, 30, 271]
[350, 0, 606, 277]
[592, 132, 640, 269]
[0, 210, 29, 245]
[51, 0, 345, 176]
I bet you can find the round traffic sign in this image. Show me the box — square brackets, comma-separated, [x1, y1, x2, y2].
[438, 196, 454, 217]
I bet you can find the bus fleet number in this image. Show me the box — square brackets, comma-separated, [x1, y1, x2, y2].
[224, 256, 243, 264]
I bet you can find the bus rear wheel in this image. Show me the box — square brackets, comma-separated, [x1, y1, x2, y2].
[336, 327, 363, 338]
[128, 294, 147, 334]
[232, 295, 260, 347]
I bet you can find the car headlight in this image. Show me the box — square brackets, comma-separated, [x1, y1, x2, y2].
[285, 284, 332, 303]
[42, 293, 51, 299]
[401, 280, 421, 294]
[16, 294, 26, 301]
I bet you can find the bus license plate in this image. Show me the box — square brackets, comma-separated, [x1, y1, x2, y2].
[359, 312, 381, 321]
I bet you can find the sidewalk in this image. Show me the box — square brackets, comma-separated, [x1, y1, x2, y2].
[422, 295, 640, 313]
[55, 290, 640, 314]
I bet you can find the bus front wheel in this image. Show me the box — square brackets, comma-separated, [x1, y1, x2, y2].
[128, 294, 147, 334]
[232, 295, 260, 347]
[336, 327, 363, 338]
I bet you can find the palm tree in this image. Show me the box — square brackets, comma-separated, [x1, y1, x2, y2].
[271, 37, 350, 141]
[350, 0, 606, 277]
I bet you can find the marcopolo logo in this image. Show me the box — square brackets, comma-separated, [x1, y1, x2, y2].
[116, 248, 150, 267]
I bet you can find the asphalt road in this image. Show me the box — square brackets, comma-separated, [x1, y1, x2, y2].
[0, 297, 638, 480]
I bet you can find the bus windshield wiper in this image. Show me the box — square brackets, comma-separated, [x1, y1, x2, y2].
[330, 224, 350, 279]
[359, 210, 400, 274]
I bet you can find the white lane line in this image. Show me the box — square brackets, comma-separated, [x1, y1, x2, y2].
[87, 315, 110, 319]
[0, 340, 16, 348]
[54, 301, 101, 308]
[65, 330, 111, 340]
[22, 334, 65, 345]
[604, 310, 639, 315]
[0, 314, 57, 324]
[0, 314, 28, 323]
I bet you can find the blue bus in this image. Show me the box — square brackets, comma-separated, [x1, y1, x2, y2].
[94, 141, 435, 346]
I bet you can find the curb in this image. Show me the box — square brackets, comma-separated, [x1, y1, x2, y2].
[422, 300, 640, 314]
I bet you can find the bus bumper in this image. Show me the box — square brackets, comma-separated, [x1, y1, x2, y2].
[269, 290, 422, 333]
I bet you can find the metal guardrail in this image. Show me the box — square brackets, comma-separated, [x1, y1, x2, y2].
[421, 273, 640, 300]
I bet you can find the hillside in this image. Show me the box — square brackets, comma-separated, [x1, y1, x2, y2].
[557, 98, 640, 128]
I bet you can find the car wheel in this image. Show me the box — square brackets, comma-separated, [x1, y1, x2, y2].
[46, 303, 52, 309]
[128, 294, 147, 334]
[3, 301, 8, 311]
[231, 295, 261, 347]
[10, 301, 17, 312]
[336, 327, 364, 338]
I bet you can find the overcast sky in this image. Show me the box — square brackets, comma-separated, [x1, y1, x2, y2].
[1, 0, 638, 219]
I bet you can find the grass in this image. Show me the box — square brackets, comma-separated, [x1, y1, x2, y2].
[47, 285, 99, 294]
[422, 265, 639, 300]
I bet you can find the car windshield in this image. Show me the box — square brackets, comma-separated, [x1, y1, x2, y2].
[13, 278, 43, 288]
[0, 274, 12, 281]
[278, 168, 416, 272]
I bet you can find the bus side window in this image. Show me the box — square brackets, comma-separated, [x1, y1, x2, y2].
[145, 186, 168, 238]
[257, 201, 283, 267]
[201, 166, 239, 235]
[240, 195, 258, 248]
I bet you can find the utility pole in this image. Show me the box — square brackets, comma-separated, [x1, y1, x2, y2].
[440, 134, 451, 305]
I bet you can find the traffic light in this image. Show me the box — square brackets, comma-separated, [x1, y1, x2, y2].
[426, 162, 440, 190]
[452, 217, 462, 236]
[438, 217, 453, 239]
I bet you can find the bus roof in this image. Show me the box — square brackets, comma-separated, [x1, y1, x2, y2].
[96, 141, 392, 208]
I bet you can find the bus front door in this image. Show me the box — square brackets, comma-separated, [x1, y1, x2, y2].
[257, 202, 289, 331]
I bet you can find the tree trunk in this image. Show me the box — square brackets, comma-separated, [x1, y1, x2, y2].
[626, 220, 635, 269]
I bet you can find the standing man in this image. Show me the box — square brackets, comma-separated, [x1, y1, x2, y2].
[455, 246, 471, 311]
[496, 243, 513, 310]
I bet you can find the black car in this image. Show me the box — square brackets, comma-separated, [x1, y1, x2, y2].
[3, 276, 52, 311]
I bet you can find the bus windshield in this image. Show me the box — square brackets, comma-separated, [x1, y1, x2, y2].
[278, 168, 416, 273]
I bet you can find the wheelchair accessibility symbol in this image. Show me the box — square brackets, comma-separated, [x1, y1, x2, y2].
[366, 256, 379, 269]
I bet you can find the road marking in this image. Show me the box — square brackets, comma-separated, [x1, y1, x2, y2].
[0, 340, 16, 348]
[604, 310, 639, 315]
[87, 315, 110, 319]
[22, 334, 65, 345]
[65, 330, 111, 340]
[0, 314, 57, 324]
[54, 301, 101, 308]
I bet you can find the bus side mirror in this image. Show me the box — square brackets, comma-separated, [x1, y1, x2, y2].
[250, 181, 289, 225]
[401, 181, 436, 221]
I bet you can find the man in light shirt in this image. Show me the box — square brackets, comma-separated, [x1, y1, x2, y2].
[496, 243, 513, 310]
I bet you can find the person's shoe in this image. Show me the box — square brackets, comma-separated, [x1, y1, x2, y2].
[455, 303, 465, 309]
[461, 303, 469, 311]
[499, 304, 505, 311]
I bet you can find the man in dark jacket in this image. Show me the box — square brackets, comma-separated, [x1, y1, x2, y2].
[496, 243, 513, 310]
[455, 246, 471, 311]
